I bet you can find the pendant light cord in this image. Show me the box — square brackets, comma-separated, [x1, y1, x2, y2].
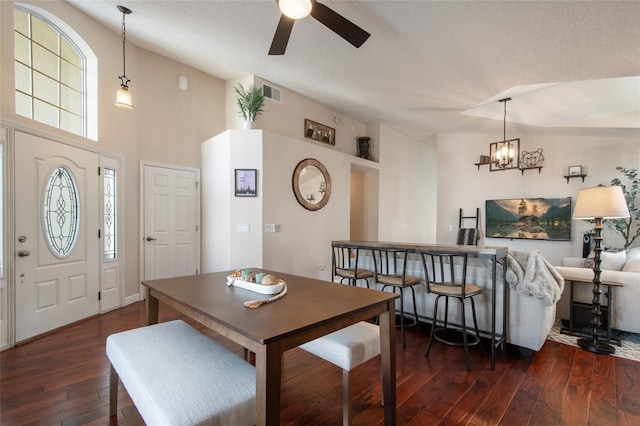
[117, 6, 131, 88]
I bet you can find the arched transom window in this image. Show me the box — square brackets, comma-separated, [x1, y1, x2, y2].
[14, 6, 96, 139]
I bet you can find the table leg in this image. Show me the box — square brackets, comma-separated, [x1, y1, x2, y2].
[379, 303, 397, 425]
[145, 287, 159, 325]
[491, 255, 497, 369]
[255, 342, 282, 426]
[569, 281, 575, 335]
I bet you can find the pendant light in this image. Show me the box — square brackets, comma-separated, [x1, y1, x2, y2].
[114, 5, 134, 109]
[489, 97, 519, 171]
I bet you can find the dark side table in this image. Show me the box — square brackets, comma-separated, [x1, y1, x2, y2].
[561, 275, 623, 345]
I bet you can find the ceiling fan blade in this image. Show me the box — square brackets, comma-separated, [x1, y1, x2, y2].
[269, 14, 295, 55]
[310, 1, 370, 48]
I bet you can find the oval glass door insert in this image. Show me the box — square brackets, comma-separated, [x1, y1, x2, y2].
[43, 166, 80, 257]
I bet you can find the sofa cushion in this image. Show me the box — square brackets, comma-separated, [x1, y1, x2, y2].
[601, 250, 627, 271]
[623, 258, 640, 272]
[626, 247, 640, 262]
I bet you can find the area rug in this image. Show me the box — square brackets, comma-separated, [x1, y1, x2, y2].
[547, 318, 640, 362]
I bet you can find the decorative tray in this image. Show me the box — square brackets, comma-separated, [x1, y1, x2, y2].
[227, 276, 285, 295]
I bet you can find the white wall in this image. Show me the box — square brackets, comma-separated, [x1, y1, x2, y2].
[225, 76, 371, 159]
[378, 125, 438, 243]
[262, 131, 351, 280]
[436, 133, 640, 265]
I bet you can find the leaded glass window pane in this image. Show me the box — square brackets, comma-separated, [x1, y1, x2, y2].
[60, 37, 81, 68]
[33, 71, 59, 105]
[43, 166, 80, 257]
[31, 14, 59, 54]
[103, 168, 117, 260]
[15, 62, 32, 95]
[60, 110, 82, 135]
[15, 91, 32, 118]
[14, 6, 86, 138]
[14, 9, 29, 38]
[15, 32, 31, 65]
[34, 98, 58, 128]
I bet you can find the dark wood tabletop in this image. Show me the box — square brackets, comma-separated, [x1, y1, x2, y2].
[142, 269, 399, 425]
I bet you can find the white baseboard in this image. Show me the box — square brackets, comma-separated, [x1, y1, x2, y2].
[125, 293, 142, 306]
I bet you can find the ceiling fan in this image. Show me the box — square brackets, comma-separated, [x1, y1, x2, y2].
[269, 0, 370, 55]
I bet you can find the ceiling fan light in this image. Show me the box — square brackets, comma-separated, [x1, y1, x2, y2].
[279, 0, 312, 19]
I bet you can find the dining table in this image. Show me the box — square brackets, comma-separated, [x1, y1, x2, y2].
[143, 269, 399, 426]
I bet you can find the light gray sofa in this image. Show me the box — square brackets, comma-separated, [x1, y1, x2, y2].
[357, 252, 559, 352]
[555, 247, 640, 334]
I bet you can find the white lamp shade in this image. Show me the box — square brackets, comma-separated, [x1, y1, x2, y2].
[279, 0, 312, 19]
[573, 186, 629, 219]
[114, 87, 134, 109]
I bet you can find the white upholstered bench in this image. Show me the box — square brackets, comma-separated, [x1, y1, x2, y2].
[106, 320, 256, 425]
[299, 321, 380, 425]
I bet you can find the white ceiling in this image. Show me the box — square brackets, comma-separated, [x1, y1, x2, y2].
[66, 0, 640, 140]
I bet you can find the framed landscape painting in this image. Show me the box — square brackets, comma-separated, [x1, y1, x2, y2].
[485, 197, 572, 241]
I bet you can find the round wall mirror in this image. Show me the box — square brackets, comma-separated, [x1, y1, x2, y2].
[292, 158, 331, 211]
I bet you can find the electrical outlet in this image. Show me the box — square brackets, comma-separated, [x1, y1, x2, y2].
[237, 223, 250, 232]
[318, 264, 326, 272]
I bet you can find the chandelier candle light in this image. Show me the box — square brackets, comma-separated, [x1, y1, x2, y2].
[573, 186, 629, 355]
[114, 5, 134, 109]
[489, 97, 519, 171]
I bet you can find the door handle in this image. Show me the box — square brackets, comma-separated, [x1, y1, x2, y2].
[18, 249, 31, 257]
[146, 237, 157, 241]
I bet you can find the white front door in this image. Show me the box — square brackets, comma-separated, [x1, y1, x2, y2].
[15, 131, 99, 342]
[143, 164, 199, 281]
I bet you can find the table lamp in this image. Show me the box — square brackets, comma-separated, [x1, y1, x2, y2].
[572, 186, 629, 354]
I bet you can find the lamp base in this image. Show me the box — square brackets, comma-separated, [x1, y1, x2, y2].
[577, 337, 615, 355]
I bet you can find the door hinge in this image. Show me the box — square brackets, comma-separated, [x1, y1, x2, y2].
[98, 229, 101, 238]
[196, 225, 199, 232]
[98, 291, 101, 301]
[196, 268, 199, 275]
[98, 166, 101, 176]
[195, 181, 199, 189]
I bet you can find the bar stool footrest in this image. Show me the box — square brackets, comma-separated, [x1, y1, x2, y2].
[433, 327, 481, 347]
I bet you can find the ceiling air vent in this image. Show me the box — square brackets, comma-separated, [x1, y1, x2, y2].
[262, 84, 282, 103]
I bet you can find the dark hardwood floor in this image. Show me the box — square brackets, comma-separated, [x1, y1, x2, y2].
[2, 301, 640, 425]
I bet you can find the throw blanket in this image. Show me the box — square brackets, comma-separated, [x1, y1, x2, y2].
[503, 250, 564, 307]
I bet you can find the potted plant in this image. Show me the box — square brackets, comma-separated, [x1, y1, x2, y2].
[234, 84, 265, 129]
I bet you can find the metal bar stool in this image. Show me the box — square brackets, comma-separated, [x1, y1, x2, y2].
[420, 250, 483, 370]
[332, 243, 373, 288]
[371, 247, 421, 347]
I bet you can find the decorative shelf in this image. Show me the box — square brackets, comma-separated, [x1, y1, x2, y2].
[564, 174, 587, 183]
[474, 162, 491, 170]
[520, 166, 543, 175]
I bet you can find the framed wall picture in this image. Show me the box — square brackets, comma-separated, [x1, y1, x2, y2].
[304, 118, 335, 145]
[234, 169, 257, 197]
[568, 165, 583, 176]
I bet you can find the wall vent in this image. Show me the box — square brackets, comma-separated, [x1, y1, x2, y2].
[262, 84, 282, 103]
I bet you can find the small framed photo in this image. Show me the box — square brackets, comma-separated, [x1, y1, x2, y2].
[568, 165, 582, 176]
[234, 169, 257, 197]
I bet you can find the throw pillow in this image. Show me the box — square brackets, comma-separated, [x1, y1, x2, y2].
[622, 258, 640, 273]
[601, 250, 627, 271]
[626, 246, 640, 263]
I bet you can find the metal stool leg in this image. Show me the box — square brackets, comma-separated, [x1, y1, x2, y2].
[425, 295, 441, 356]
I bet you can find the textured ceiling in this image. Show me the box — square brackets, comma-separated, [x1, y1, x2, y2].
[66, 0, 640, 140]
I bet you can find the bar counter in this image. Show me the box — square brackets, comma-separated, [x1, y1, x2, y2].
[332, 240, 508, 369]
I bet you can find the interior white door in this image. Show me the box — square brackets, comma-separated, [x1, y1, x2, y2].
[15, 131, 99, 342]
[143, 165, 198, 281]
